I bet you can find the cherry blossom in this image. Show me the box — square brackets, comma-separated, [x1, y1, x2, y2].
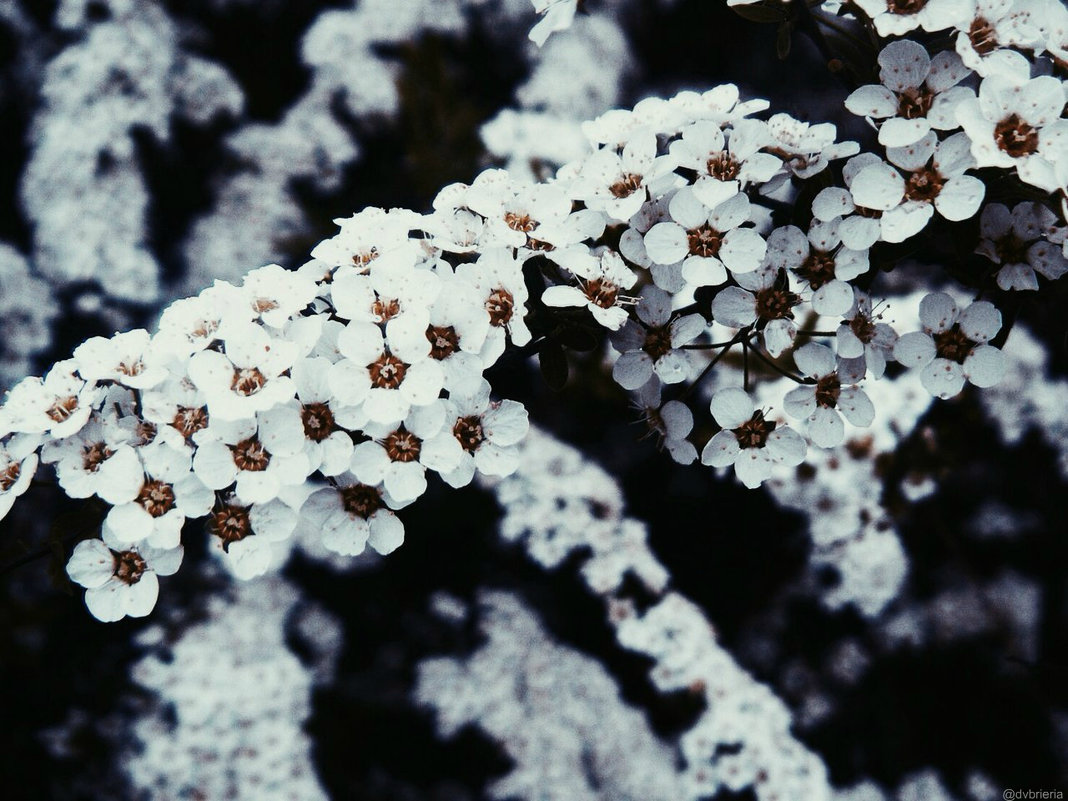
[701, 387, 806, 489]
[66, 533, 182, 622]
[893, 292, 1005, 398]
[845, 40, 974, 147]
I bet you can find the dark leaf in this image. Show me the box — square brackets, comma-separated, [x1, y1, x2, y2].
[555, 324, 601, 352]
[776, 20, 794, 60]
[731, 0, 789, 23]
[539, 341, 569, 390]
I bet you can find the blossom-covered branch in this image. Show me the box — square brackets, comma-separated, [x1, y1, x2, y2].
[2, 0, 1067, 621]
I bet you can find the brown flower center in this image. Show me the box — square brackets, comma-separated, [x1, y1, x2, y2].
[453, 415, 485, 454]
[367, 354, 408, 389]
[609, 173, 643, 199]
[642, 326, 673, 360]
[371, 297, 401, 322]
[46, 396, 79, 423]
[933, 325, 976, 364]
[0, 461, 20, 491]
[849, 314, 877, 344]
[904, 167, 944, 203]
[301, 402, 335, 442]
[527, 237, 555, 252]
[687, 224, 725, 259]
[426, 325, 460, 360]
[706, 151, 740, 181]
[994, 114, 1039, 158]
[172, 406, 209, 440]
[994, 233, 1031, 265]
[231, 367, 267, 397]
[231, 436, 271, 472]
[191, 319, 219, 341]
[504, 212, 537, 232]
[341, 484, 383, 519]
[814, 374, 842, 408]
[755, 287, 800, 321]
[210, 503, 252, 550]
[117, 359, 145, 377]
[733, 411, 776, 449]
[353, 247, 379, 268]
[856, 205, 883, 219]
[968, 17, 998, 54]
[486, 288, 515, 327]
[82, 442, 114, 473]
[135, 420, 158, 445]
[797, 250, 837, 290]
[888, 0, 927, 13]
[253, 298, 279, 314]
[583, 278, 619, 309]
[137, 479, 176, 518]
[383, 428, 422, 463]
[896, 87, 935, 120]
[114, 550, 147, 585]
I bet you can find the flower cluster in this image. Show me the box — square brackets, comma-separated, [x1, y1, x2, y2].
[4, 0, 1068, 619]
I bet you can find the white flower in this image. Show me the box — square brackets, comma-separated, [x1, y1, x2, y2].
[783, 343, 875, 448]
[438, 380, 529, 488]
[0, 434, 39, 522]
[104, 437, 213, 549]
[303, 477, 405, 556]
[41, 415, 143, 505]
[711, 265, 802, 357]
[141, 371, 211, 444]
[764, 112, 859, 179]
[670, 120, 782, 209]
[72, 329, 167, 390]
[422, 272, 490, 396]
[852, 0, 971, 37]
[423, 207, 486, 253]
[192, 414, 311, 504]
[208, 497, 297, 580]
[576, 130, 668, 221]
[836, 291, 898, 378]
[811, 153, 891, 251]
[642, 188, 765, 288]
[329, 259, 441, 326]
[66, 533, 182, 622]
[766, 222, 866, 317]
[327, 317, 444, 426]
[187, 323, 298, 421]
[611, 286, 705, 389]
[956, 73, 1068, 193]
[954, 0, 1047, 76]
[845, 40, 974, 147]
[634, 382, 697, 465]
[240, 263, 319, 328]
[700, 387, 806, 488]
[893, 292, 1005, 397]
[310, 206, 424, 272]
[465, 173, 572, 251]
[154, 281, 249, 358]
[2, 360, 102, 439]
[349, 400, 464, 504]
[529, 0, 578, 46]
[289, 357, 356, 476]
[873, 130, 986, 242]
[542, 250, 637, 330]
[976, 202, 1068, 290]
[455, 249, 532, 366]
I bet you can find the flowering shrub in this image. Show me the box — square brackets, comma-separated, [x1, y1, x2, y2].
[1, 0, 1067, 623]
